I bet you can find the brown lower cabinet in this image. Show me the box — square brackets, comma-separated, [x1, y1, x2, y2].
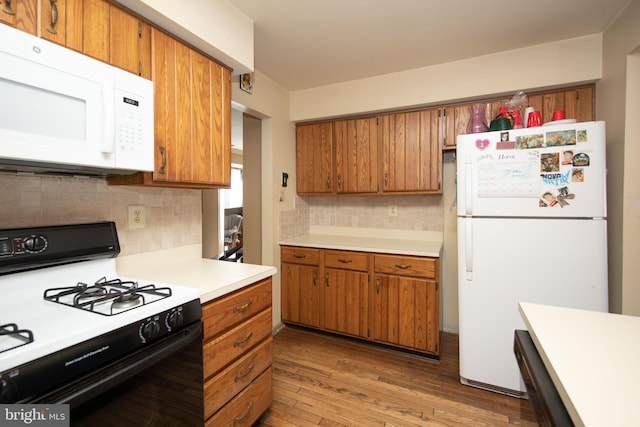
[202, 277, 273, 425]
[281, 246, 440, 357]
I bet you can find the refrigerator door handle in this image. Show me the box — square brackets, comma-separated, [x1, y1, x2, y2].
[465, 220, 473, 281]
[465, 158, 473, 216]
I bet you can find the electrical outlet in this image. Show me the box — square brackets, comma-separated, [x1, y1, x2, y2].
[128, 205, 146, 229]
[388, 205, 398, 216]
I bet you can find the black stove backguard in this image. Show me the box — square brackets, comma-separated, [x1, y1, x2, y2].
[0, 222, 120, 275]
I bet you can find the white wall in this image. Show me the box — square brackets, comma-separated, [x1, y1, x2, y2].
[291, 34, 602, 122]
[599, 0, 640, 314]
[231, 71, 293, 329]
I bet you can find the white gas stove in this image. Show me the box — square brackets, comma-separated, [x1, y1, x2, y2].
[0, 222, 202, 405]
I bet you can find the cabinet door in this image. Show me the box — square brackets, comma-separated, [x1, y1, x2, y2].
[563, 86, 594, 122]
[109, 5, 151, 78]
[39, 0, 83, 50]
[81, 0, 109, 63]
[281, 263, 321, 328]
[372, 275, 439, 354]
[334, 117, 378, 194]
[323, 269, 368, 338]
[0, 0, 36, 34]
[380, 109, 441, 193]
[527, 85, 594, 124]
[296, 122, 334, 194]
[151, 28, 231, 186]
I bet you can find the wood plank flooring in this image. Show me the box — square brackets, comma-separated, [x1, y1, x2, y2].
[257, 326, 538, 427]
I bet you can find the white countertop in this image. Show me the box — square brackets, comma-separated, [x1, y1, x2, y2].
[279, 226, 443, 257]
[116, 245, 277, 304]
[519, 302, 640, 427]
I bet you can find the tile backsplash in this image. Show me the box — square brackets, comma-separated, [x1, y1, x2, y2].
[279, 194, 443, 240]
[0, 174, 202, 255]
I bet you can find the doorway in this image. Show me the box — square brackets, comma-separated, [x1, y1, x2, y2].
[202, 110, 262, 264]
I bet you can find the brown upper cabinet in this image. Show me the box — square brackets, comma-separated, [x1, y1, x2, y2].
[0, 0, 37, 34]
[296, 110, 442, 196]
[5, 0, 152, 79]
[296, 122, 335, 194]
[379, 109, 441, 194]
[442, 85, 595, 149]
[109, 28, 232, 188]
[334, 117, 378, 194]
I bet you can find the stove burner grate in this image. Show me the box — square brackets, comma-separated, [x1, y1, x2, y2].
[43, 277, 172, 316]
[0, 323, 34, 353]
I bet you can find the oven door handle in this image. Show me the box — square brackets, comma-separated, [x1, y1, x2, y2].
[41, 321, 202, 408]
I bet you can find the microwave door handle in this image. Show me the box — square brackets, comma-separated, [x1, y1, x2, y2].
[100, 87, 115, 154]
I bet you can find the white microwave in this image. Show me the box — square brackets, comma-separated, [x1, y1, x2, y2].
[0, 24, 154, 176]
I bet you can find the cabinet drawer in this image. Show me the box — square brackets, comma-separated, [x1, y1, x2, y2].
[203, 278, 272, 339]
[205, 368, 272, 427]
[204, 337, 273, 419]
[204, 308, 272, 379]
[374, 254, 436, 278]
[281, 246, 321, 265]
[325, 250, 369, 271]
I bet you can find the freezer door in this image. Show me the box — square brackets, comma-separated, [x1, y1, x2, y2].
[456, 121, 606, 218]
[457, 217, 608, 393]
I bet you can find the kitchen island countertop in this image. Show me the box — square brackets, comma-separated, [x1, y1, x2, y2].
[116, 245, 277, 304]
[280, 226, 443, 257]
[519, 302, 640, 427]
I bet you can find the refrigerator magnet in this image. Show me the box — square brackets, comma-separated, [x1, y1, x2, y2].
[516, 134, 544, 149]
[496, 141, 515, 150]
[572, 168, 585, 182]
[475, 139, 490, 150]
[577, 130, 589, 142]
[572, 153, 590, 167]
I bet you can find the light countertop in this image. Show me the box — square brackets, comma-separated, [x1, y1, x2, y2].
[279, 226, 443, 257]
[116, 245, 277, 304]
[519, 302, 640, 427]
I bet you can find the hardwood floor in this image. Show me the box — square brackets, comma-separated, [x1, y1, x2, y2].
[257, 326, 538, 427]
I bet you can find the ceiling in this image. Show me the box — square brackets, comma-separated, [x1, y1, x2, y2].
[226, 0, 630, 92]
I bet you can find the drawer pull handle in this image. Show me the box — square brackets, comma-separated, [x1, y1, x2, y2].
[293, 253, 306, 259]
[338, 258, 352, 264]
[395, 264, 411, 269]
[233, 298, 254, 313]
[158, 146, 166, 174]
[234, 363, 255, 382]
[233, 401, 253, 425]
[3, 0, 15, 15]
[46, 0, 58, 34]
[233, 331, 253, 347]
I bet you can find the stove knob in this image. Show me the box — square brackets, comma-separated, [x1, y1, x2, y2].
[141, 320, 160, 340]
[0, 378, 17, 403]
[166, 311, 183, 330]
[23, 235, 47, 253]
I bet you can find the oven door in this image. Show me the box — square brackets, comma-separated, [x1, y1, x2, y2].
[513, 330, 573, 427]
[36, 321, 204, 426]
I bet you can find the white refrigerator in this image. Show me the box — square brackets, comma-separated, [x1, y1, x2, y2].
[456, 120, 608, 396]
